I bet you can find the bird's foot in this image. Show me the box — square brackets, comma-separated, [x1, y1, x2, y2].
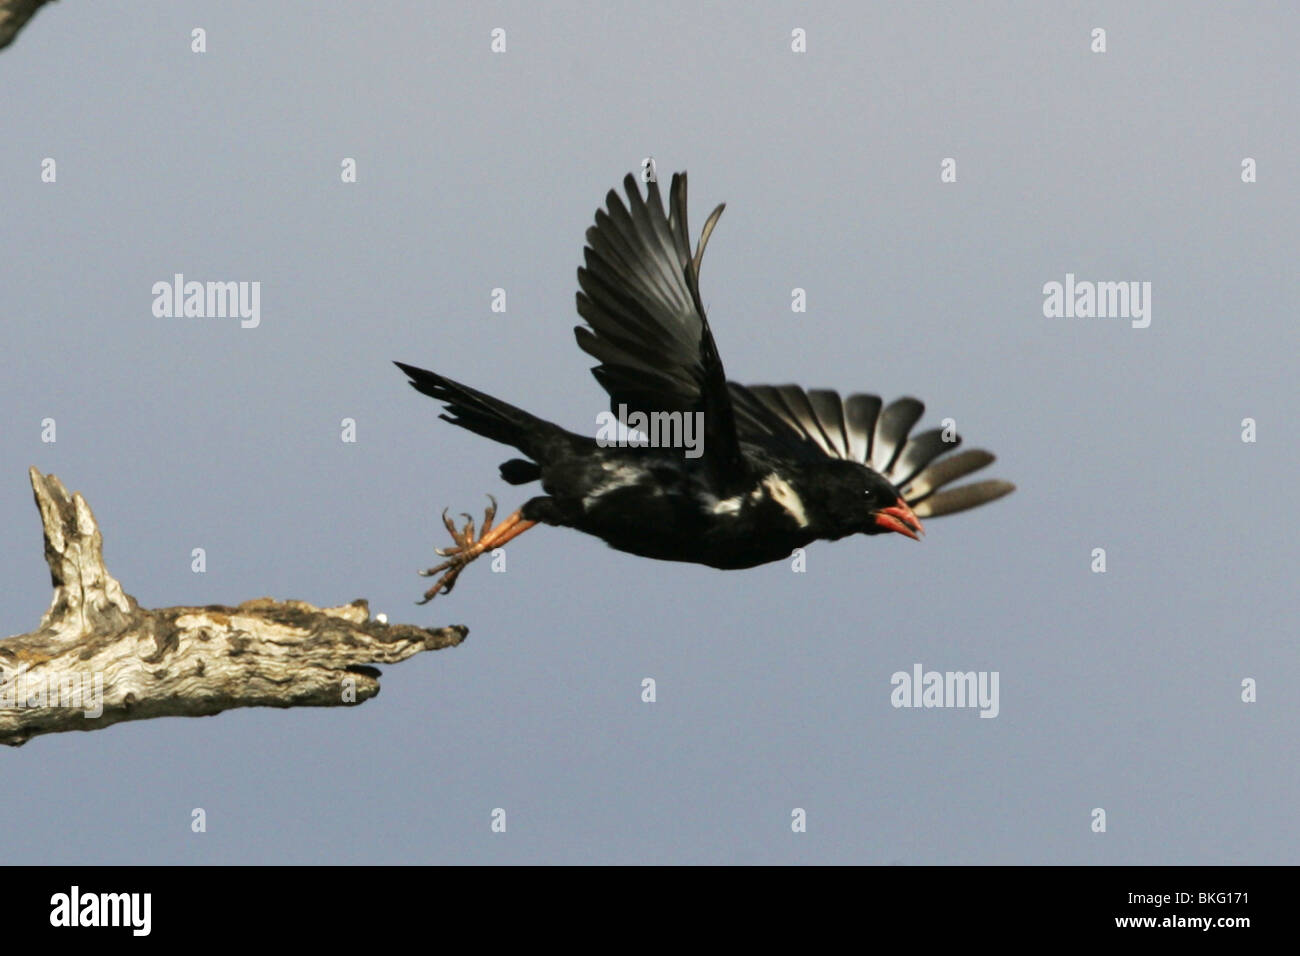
[418, 502, 535, 606]
[415, 499, 536, 603]
[432, 495, 497, 558]
[418, 496, 497, 601]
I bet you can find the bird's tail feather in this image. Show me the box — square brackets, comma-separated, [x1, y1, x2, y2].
[394, 361, 556, 459]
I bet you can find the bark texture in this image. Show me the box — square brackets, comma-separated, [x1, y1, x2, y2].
[1, 468, 465, 747]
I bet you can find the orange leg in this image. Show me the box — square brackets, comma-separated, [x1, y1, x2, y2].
[418, 496, 537, 602]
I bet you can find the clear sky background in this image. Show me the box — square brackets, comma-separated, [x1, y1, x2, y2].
[1, 1, 1295, 864]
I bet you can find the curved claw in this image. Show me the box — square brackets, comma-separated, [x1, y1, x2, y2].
[416, 576, 458, 603]
[420, 497, 514, 602]
[418, 556, 467, 602]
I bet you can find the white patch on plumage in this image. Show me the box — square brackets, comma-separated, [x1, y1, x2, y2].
[700, 485, 763, 516]
[761, 473, 809, 528]
[706, 493, 744, 514]
[583, 465, 643, 508]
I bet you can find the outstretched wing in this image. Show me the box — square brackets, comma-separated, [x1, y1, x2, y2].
[729, 383, 1015, 518]
[574, 172, 743, 481]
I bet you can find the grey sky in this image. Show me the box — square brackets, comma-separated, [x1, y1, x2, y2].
[1, 1, 1296, 863]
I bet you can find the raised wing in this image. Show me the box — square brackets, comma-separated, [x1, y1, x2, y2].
[574, 172, 742, 481]
[729, 383, 1015, 518]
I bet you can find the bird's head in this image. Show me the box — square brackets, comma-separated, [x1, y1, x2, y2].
[846, 468, 925, 541]
[812, 461, 925, 542]
[862, 480, 925, 541]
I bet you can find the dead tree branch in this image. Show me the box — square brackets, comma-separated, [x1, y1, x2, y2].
[1, 468, 465, 747]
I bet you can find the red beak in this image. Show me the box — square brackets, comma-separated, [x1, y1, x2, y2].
[873, 497, 924, 541]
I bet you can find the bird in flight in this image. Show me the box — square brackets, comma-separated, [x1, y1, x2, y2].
[396, 172, 1013, 601]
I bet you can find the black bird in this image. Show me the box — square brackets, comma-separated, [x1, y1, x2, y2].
[396, 172, 1013, 601]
